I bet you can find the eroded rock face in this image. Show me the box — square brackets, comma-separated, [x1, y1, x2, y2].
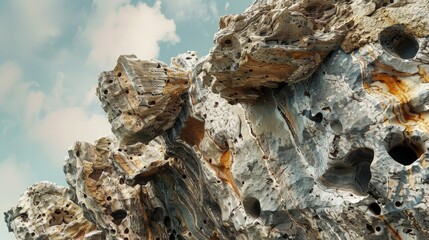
[206, 0, 353, 103]
[97, 54, 191, 145]
[4, 182, 102, 240]
[5, 0, 429, 239]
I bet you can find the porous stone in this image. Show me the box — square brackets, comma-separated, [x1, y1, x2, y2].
[5, 0, 429, 239]
[97, 54, 190, 144]
[4, 182, 102, 240]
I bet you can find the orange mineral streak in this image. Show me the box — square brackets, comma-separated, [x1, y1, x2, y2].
[179, 117, 205, 147]
[210, 149, 241, 197]
[368, 71, 429, 133]
[379, 215, 403, 240]
[418, 66, 429, 83]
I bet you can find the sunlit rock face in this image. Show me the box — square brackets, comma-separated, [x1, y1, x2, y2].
[5, 0, 429, 239]
[4, 182, 102, 240]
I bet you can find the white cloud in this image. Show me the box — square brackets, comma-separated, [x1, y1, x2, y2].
[84, 0, 179, 69]
[0, 0, 66, 54]
[0, 62, 22, 104]
[0, 155, 32, 240]
[161, 0, 219, 22]
[29, 107, 111, 165]
[83, 85, 98, 107]
[225, 2, 230, 11]
[0, 61, 40, 117]
[25, 91, 45, 126]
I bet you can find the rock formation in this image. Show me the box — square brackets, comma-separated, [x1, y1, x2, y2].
[5, 0, 429, 239]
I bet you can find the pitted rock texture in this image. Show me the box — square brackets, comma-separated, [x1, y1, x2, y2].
[5, 0, 429, 239]
[97, 54, 190, 145]
[4, 182, 102, 240]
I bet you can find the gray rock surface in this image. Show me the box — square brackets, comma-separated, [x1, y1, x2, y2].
[5, 0, 429, 239]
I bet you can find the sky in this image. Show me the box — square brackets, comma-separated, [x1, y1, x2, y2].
[0, 0, 253, 238]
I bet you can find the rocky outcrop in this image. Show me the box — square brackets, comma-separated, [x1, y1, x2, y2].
[5, 0, 429, 239]
[4, 182, 102, 240]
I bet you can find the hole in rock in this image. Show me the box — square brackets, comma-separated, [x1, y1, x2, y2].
[388, 143, 421, 165]
[164, 216, 171, 227]
[111, 209, 127, 225]
[379, 25, 419, 59]
[117, 72, 122, 77]
[368, 202, 381, 215]
[311, 112, 323, 123]
[243, 197, 261, 218]
[302, 110, 323, 123]
[124, 228, 129, 234]
[375, 226, 382, 232]
[320, 148, 374, 195]
[395, 201, 402, 207]
[366, 224, 375, 233]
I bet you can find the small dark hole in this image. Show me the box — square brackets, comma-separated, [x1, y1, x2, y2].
[366, 224, 375, 233]
[164, 216, 171, 227]
[224, 39, 232, 45]
[395, 201, 402, 207]
[182, 175, 187, 179]
[124, 228, 129, 234]
[243, 197, 261, 218]
[368, 202, 381, 215]
[103, 89, 108, 94]
[111, 209, 127, 225]
[375, 226, 381, 232]
[107, 196, 112, 201]
[311, 112, 323, 123]
[117, 72, 122, 77]
[388, 144, 418, 165]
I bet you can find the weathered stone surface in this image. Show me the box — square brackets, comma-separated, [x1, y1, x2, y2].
[5, 0, 429, 239]
[206, 0, 351, 103]
[97, 54, 190, 145]
[4, 182, 102, 240]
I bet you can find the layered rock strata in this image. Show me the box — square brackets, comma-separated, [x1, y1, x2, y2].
[5, 0, 429, 239]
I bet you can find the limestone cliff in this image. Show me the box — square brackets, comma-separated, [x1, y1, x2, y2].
[5, 0, 429, 239]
